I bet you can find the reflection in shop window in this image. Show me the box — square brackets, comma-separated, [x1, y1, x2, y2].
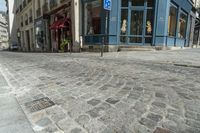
[85, 0, 102, 35]
[120, 9, 128, 43]
[146, 9, 153, 35]
[168, 5, 177, 36]
[132, 0, 144, 6]
[147, 0, 154, 7]
[178, 13, 187, 39]
[121, 0, 128, 7]
[36, 26, 44, 47]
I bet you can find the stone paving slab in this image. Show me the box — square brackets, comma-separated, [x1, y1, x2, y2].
[0, 71, 35, 133]
[0, 49, 200, 133]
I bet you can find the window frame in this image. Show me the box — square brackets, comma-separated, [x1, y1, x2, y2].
[119, 0, 155, 45]
[84, 0, 103, 36]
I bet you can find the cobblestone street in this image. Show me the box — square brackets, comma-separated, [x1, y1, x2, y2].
[0, 49, 200, 133]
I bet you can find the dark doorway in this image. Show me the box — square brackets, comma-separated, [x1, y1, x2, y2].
[26, 30, 31, 51]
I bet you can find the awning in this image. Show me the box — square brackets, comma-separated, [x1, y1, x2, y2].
[50, 17, 70, 30]
[50, 19, 62, 29]
[59, 17, 70, 28]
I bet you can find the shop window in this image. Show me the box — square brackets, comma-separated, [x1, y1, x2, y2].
[121, 9, 128, 35]
[178, 12, 187, 39]
[120, 36, 127, 43]
[121, 0, 128, 7]
[132, 0, 144, 6]
[146, 9, 153, 35]
[120, 9, 128, 43]
[85, 0, 102, 35]
[168, 5, 177, 37]
[36, 23, 44, 47]
[147, 0, 154, 7]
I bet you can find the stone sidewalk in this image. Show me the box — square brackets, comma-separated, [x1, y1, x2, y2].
[0, 67, 34, 133]
[0, 49, 200, 133]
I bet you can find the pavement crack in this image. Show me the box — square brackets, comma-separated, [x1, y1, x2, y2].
[174, 64, 200, 69]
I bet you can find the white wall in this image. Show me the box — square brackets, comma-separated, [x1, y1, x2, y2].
[72, 0, 80, 49]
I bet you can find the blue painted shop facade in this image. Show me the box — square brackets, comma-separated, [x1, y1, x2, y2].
[81, 0, 195, 49]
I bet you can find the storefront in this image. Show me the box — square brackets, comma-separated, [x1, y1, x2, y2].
[163, 0, 194, 47]
[49, 3, 72, 52]
[82, 0, 195, 50]
[119, 0, 154, 45]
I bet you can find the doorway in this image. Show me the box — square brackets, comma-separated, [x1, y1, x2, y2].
[26, 30, 30, 51]
[120, 0, 154, 45]
[129, 10, 144, 44]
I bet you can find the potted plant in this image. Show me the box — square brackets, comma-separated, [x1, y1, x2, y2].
[60, 39, 70, 52]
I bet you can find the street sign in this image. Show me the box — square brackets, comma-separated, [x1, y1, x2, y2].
[104, 0, 112, 11]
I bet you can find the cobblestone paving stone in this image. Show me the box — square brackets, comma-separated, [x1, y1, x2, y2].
[0, 49, 200, 133]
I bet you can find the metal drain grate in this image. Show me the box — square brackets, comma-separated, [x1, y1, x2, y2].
[24, 97, 55, 113]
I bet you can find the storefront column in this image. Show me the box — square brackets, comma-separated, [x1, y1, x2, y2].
[191, 17, 196, 46]
[185, 14, 191, 47]
[152, 0, 159, 45]
[154, 0, 170, 46]
[72, 0, 80, 52]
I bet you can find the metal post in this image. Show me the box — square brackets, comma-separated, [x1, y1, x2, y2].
[101, 37, 104, 57]
[101, 11, 109, 57]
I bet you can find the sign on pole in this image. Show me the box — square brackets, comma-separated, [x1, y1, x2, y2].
[101, 0, 111, 57]
[104, 0, 112, 11]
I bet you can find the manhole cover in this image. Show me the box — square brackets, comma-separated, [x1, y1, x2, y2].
[24, 97, 55, 113]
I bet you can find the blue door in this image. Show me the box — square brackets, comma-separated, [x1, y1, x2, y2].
[120, 0, 154, 45]
[129, 9, 145, 45]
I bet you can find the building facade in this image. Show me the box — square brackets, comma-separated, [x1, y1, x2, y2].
[34, 0, 50, 51]
[193, 0, 200, 46]
[6, 0, 198, 52]
[12, 0, 81, 52]
[16, 0, 34, 51]
[34, 0, 75, 52]
[5, 0, 18, 47]
[0, 13, 9, 49]
[81, 0, 196, 51]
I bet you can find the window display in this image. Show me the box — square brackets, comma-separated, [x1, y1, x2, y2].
[120, 9, 128, 43]
[146, 9, 153, 35]
[178, 12, 187, 39]
[85, 0, 102, 35]
[168, 5, 177, 36]
[130, 10, 143, 35]
[120, 9, 128, 34]
[120, 0, 154, 44]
